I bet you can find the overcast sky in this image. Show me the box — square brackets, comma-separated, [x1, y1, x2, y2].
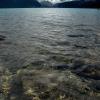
[38, 0, 73, 3]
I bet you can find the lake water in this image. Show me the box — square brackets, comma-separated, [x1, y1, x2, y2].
[0, 8, 100, 69]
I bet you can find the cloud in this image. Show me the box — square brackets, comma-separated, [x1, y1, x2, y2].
[38, 0, 72, 3]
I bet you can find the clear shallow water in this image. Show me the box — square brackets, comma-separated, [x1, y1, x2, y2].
[0, 8, 100, 68]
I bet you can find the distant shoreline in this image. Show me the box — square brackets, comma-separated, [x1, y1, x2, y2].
[0, 7, 100, 9]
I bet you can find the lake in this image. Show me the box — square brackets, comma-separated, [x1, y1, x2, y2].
[0, 8, 100, 69]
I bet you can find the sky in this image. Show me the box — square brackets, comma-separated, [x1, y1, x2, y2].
[38, 0, 73, 3]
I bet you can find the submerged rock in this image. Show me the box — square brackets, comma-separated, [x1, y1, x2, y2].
[74, 44, 88, 49]
[1, 66, 100, 100]
[0, 68, 91, 99]
[56, 41, 71, 46]
[72, 59, 85, 69]
[52, 64, 70, 70]
[91, 80, 100, 91]
[13, 69, 91, 100]
[67, 34, 84, 37]
[0, 35, 6, 41]
[76, 64, 100, 80]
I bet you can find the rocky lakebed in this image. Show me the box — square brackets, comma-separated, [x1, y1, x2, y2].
[0, 35, 100, 100]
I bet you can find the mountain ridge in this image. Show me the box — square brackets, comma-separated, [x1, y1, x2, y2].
[54, 0, 100, 8]
[0, 0, 41, 8]
[0, 0, 100, 8]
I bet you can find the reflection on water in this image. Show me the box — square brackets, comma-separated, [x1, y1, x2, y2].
[0, 8, 100, 68]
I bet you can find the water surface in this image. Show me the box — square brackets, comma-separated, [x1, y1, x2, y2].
[0, 8, 100, 68]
